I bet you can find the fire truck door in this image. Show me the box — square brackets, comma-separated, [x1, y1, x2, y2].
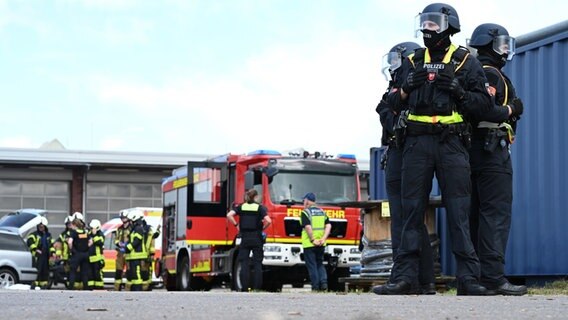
[187, 161, 228, 216]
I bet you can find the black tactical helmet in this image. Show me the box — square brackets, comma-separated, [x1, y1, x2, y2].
[469, 23, 516, 60]
[416, 3, 460, 35]
[382, 42, 421, 80]
[389, 42, 422, 59]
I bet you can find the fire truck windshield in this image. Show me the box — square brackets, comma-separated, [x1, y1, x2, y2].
[268, 171, 357, 205]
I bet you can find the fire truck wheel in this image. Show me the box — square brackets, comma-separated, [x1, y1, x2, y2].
[231, 258, 247, 292]
[177, 256, 191, 291]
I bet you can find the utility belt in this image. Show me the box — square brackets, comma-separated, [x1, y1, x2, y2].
[406, 121, 468, 136]
[474, 127, 510, 153]
[406, 121, 471, 148]
[474, 121, 515, 144]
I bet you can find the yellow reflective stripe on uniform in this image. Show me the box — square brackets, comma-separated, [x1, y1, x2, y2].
[241, 203, 260, 211]
[424, 44, 456, 64]
[408, 111, 464, 124]
[409, 44, 466, 124]
[483, 65, 508, 105]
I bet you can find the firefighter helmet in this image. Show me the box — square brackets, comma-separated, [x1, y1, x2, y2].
[119, 209, 129, 219]
[89, 219, 101, 231]
[72, 211, 84, 222]
[128, 210, 143, 222]
[39, 217, 48, 227]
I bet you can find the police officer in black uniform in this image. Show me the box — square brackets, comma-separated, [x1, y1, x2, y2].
[375, 3, 492, 295]
[373, 41, 436, 295]
[227, 189, 272, 291]
[468, 23, 527, 296]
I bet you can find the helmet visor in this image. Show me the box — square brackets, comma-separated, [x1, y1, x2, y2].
[493, 35, 516, 60]
[414, 12, 449, 37]
[383, 52, 402, 71]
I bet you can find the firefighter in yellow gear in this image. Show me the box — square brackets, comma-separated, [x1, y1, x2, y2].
[141, 220, 159, 291]
[88, 219, 105, 289]
[54, 216, 73, 288]
[125, 210, 148, 292]
[26, 217, 56, 289]
[114, 210, 131, 291]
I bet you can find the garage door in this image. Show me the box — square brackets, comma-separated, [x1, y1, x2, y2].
[0, 180, 70, 229]
[86, 182, 162, 224]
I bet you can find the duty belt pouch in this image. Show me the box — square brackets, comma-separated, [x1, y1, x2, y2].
[394, 110, 408, 148]
[380, 146, 389, 170]
[483, 129, 499, 152]
[410, 82, 435, 115]
[410, 82, 453, 116]
[431, 88, 453, 116]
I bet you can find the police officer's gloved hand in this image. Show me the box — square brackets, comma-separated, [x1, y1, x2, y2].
[436, 72, 466, 100]
[509, 97, 524, 116]
[401, 67, 428, 93]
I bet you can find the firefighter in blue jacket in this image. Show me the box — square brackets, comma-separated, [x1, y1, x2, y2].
[27, 217, 56, 289]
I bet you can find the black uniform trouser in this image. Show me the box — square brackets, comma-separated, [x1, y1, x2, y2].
[385, 145, 435, 286]
[33, 253, 50, 286]
[469, 137, 512, 289]
[393, 134, 480, 285]
[69, 251, 91, 290]
[237, 231, 264, 291]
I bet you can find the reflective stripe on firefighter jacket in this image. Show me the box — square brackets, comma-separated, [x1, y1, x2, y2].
[89, 230, 105, 263]
[144, 227, 155, 258]
[56, 230, 71, 260]
[126, 226, 148, 260]
[239, 202, 262, 231]
[116, 224, 131, 259]
[301, 206, 327, 249]
[26, 231, 55, 258]
[407, 44, 465, 124]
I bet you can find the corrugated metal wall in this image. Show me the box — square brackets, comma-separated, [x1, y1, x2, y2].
[500, 22, 568, 276]
[370, 21, 568, 278]
[440, 22, 568, 277]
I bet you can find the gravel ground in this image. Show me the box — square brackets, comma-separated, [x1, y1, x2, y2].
[1, 286, 567, 320]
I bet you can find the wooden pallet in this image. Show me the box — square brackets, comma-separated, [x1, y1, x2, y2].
[338, 275, 455, 293]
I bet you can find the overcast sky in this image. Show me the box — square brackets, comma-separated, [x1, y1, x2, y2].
[1, 0, 566, 160]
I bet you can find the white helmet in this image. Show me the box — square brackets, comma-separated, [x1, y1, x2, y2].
[119, 209, 129, 219]
[89, 219, 101, 231]
[64, 216, 72, 224]
[128, 210, 143, 222]
[72, 212, 84, 222]
[39, 217, 48, 227]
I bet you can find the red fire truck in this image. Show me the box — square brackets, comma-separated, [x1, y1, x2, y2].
[157, 149, 362, 291]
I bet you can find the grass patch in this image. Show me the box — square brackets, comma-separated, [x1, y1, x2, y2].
[528, 280, 568, 295]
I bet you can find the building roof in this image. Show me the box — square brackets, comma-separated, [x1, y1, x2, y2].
[0, 147, 371, 172]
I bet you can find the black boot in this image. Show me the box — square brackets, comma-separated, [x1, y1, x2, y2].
[457, 281, 489, 296]
[421, 283, 436, 295]
[493, 282, 528, 296]
[372, 281, 412, 295]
